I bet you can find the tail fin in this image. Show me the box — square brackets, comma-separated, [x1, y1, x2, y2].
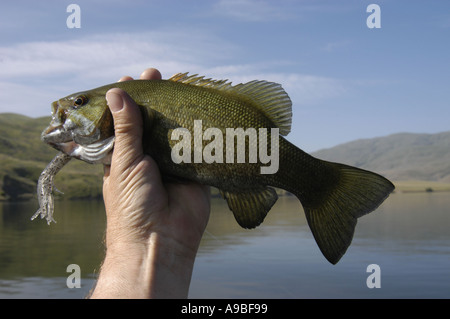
[299, 162, 394, 264]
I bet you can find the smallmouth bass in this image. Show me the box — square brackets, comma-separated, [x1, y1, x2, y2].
[35, 73, 394, 264]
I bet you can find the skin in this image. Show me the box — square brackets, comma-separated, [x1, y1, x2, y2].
[90, 68, 211, 298]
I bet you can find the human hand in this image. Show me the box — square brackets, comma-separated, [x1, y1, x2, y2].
[90, 68, 211, 299]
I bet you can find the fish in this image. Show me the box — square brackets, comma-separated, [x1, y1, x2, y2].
[35, 72, 394, 264]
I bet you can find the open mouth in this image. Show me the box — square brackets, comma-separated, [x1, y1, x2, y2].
[42, 125, 73, 144]
[42, 124, 115, 164]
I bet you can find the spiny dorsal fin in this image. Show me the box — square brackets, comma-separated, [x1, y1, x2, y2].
[169, 73, 292, 136]
[220, 187, 278, 229]
[169, 73, 233, 90]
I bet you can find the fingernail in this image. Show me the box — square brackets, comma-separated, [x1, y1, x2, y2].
[106, 91, 123, 113]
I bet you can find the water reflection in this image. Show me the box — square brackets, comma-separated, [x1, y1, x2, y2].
[0, 201, 106, 280]
[199, 195, 308, 254]
[0, 193, 449, 298]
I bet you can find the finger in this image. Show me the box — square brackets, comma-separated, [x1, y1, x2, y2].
[103, 76, 134, 175]
[106, 88, 144, 168]
[118, 75, 134, 82]
[140, 68, 162, 80]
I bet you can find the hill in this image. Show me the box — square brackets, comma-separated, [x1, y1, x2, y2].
[0, 113, 103, 201]
[312, 131, 450, 183]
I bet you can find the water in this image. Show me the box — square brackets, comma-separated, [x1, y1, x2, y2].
[0, 193, 449, 298]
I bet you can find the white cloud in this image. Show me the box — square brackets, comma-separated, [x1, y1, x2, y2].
[0, 30, 236, 81]
[0, 29, 238, 116]
[0, 29, 348, 118]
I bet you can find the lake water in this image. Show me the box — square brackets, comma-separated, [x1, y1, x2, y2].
[0, 192, 449, 299]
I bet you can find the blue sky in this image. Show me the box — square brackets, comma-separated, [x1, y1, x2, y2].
[1, 0, 449, 152]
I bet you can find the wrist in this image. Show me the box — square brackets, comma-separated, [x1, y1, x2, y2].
[90, 232, 198, 298]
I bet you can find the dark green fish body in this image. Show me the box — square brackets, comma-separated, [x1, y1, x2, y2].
[37, 73, 395, 264]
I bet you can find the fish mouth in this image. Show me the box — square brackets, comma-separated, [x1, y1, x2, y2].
[42, 125, 73, 144]
[42, 124, 115, 164]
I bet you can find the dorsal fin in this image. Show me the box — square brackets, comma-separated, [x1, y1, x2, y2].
[169, 73, 292, 136]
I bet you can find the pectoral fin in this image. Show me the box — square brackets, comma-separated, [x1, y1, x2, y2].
[220, 187, 278, 229]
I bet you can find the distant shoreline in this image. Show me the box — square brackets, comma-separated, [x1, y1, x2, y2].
[2, 180, 450, 203]
[393, 180, 450, 193]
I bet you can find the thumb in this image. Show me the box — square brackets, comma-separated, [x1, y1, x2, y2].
[106, 88, 144, 168]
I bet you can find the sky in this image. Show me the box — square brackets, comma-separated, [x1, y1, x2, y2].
[1, 0, 449, 152]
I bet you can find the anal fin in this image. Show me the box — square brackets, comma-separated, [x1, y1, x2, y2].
[220, 187, 278, 229]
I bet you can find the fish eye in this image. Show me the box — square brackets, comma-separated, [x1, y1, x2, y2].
[73, 95, 88, 108]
